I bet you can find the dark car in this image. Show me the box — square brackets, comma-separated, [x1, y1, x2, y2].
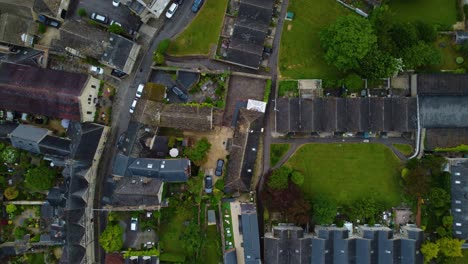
[191, 0, 204, 13]
[111, 69, 127, 78]
[38, 15, 60, 28]
[215, 159, 224, 176]
[205, 175, 213, 193]
[171, 86, 188, 101]
[177, 0, 184, 4]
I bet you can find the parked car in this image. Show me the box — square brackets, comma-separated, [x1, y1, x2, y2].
[136, 84, 144, 98]
[130, 217, 138, 231]
[171, 86, 188, 101]
[215, 159, 224, 176]
[112, 0, 120, 7]
[176, 0, 184, 5]
[90, 66, 103, 74]
[110, 20, 122, 27]
[129, 99, 137, 114]
[166, 3, 179, 19]
[205, 175, 213, 193]
[38, 15, 60, 28]
[90, 13, 109, 24]
[191, 0, 204, 13]
[111, 69, 127, 78]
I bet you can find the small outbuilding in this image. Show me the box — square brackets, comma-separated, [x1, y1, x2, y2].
[208, 210, 216, 225]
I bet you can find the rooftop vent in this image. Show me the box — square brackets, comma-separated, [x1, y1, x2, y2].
[147, 163, 153, 169]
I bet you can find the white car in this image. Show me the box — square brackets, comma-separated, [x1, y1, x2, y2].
[90, 66, 103, 74]
[136, 84, 144, 98]
[112, 0, 120, 7]
[165, 3, 179, 19]
[110, 20, 122, 27]
[129, 99, 137, 114]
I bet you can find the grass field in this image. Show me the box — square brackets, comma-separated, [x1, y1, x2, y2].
[389, 0, 458, 26]
[202, 225, 222, 264]
[279, 0, 350, 79]
[158, 207, 193, 260]
[446, 249, 468, 264]
[167, 0, 228, 56]
[392, 143, 413, 156]
[285, 143, 402, 206]
[270, 143, 291, 167]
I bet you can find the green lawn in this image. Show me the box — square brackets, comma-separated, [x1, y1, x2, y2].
[279, 0, 350, 79]
[167, 0, 228, 56]
[446, 249, 468, 264]
[202, 225, 222, 264]
[270, 143, 291, 167]
[285, 143, 402, 206]
[392, 143, 413, 156]
[433, 35, 464, 71]
[158, 207, 193, 260]
[389, 0, 458, 26]
[27, 253, 44, 264]
[278, 81, 298, 97]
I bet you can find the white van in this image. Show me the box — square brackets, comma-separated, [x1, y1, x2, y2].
[130, 217, 138, 231]
[136, 84, 144, 98]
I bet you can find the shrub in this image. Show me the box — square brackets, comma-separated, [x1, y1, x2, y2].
[344, 73, 363, 92]
[108, 24, 124, 34]
[4, 187, 19, 200]
[184, 138, 211, 166]
[38, 24, 46, 34]
[6, 204, 17, 215]
[153, 52, 165, 65]
[77, 8, 87, 17]
[1, 147, 19, 163]
[456, 57, 464, 64]
[14, 227, 28, 239]
[157, 39, 171, 54]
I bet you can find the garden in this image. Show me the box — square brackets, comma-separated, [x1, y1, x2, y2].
[187, 72, 230, 109]
[94, 81, 116, 125]
[167, 0, 229, 56]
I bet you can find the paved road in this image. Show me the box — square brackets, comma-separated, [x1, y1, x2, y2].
[93, 3, 196, 263]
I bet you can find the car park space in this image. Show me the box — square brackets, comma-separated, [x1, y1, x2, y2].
[73, 0, 141, 34]
[149, 70, 189, 103]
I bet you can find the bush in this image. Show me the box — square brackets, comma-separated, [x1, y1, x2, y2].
[157, 39, 171, 54]
[456, 57, 464, 64]
[1, 147, 19, 164]
[153, 52, 165, 65]
[344, 73, 363, 92]
[4, 187, 19, 200]
[184, 138, 211, 166]
[77, 8, 87, 17]
[14, 227, 28, 239]
[6, 204, 17, 215]
[108, 24, 124, 34]
[38, 24, 46, 34]
[99, 224, 124, 252]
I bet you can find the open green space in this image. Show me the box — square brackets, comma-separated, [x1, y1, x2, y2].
[202, 225, 222, 264]
[279, 0, 349, 79]
[167, 0, 228, 56]
[446, 249, 468, 264]
[270, 144, 291, 167]
[277, 81, 298, 97]
[158, 207, 193, 261]
[388, 0, 458, 26]
[285, 143, 402, 206]
[392, 143, 413, 156]
[424, 35, 465, 72]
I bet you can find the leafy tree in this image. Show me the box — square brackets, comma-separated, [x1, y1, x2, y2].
[184, 138, 211, 166]
[343, 73, 363, 92]
[320, 15, 377, 71]
[14, 227, 27, 239]
[421, 242, 439, 263]
[291, 171, 304, 186]
[404, 166, 431, 199]
[267, 167, 292, 190]
[389, 22, 419, 53]
[442, 215, 453, 229]
[4, 187, 19, 200]
[25, 166, 57, 192]
[153, 52, 165, 65]
[1, 147, 19, 163]
[436, 226, 448, 237]
[359, 48, 400, 80]
[414, 21, 437, 43]
[348, 196, 384, 223]
[285, 197, 310, 225]
[370, 5, 397, 54]
[427, 187, 450, 209]
[312, 195, 337, 225]
[402, 42, 441, 69]
[99, 224, 124, 252]
[437, 237, 464, 257]
[6, 204, 17, 214]
[109, 24, 124, 34]
[77, 8, 87, 17]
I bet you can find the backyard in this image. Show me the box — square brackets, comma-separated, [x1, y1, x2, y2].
[285, 143, 402, 206]
[158, 206, 193, 262]
[279, 0, 350, 79]
[202, 225, 222, 264]
[389, 0, 458, 26]
[167, 0, 229, 56]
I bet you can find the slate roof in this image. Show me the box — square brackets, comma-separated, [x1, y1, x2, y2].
[138, 101, 214, 131]
[224, 249, 238, 264]
[0, 62, 88, 121]
[111, 176, 164, 207]
[113, 153, 191, 182]
[225, 109, 264, 193]
[101, 33, 140, 73]
[0, 13, 37, 47]
[417, 74, 468, 96]
[10, 124, 48, 143]
[240, 203, 261, 264]
[39, 135, 72, 157]
[425, 128, 468, 150]
[33, 0, 61, 18]
[420, 96, 468, 128]
[224, 0, 274, 69]
[276, 97, 417, 133]
[264, 225, 312, 264]
[68, 122, 105, 163]
[451, 160, 468, 240]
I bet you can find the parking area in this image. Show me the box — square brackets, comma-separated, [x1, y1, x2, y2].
[149, 70, 199, 103]
[70, 0, 141, 34]
[121, 218, 158, 249]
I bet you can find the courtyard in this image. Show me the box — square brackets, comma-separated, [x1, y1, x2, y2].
[285, 143, 402, 206]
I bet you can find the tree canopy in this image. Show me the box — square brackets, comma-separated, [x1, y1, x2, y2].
[421, 242, 439, 263]
[25, 166, 58, 192]
[267, 167, 292, 190]
[99, 224, 124, 252]
[1, 147, 19, 164]
[437, 237, 464, 258]
[184, 138, 211, 166]
[291, 171, 304, 186]
[312, 195, 337, 225]
[320, 15, 377, 71]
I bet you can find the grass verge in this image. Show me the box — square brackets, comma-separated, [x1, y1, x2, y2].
[278, 80, 298, 97]
[270, 143, 291, 167]
[168, 0, 228, 56]
[392, 143, 413, 156]
[285, 143, 402, 206]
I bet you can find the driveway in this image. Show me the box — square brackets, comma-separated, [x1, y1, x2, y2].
[149, 70, 188, 103]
